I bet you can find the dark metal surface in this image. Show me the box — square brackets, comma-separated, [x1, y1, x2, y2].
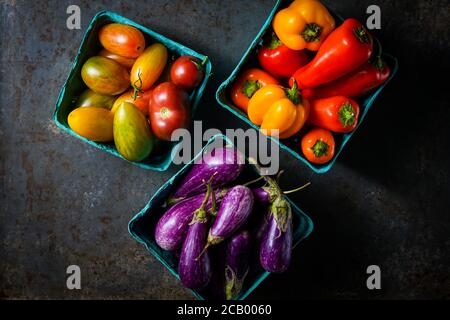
[0, 0, 449, 299]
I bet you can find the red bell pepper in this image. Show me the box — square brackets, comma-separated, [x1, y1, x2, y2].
[308, 96, 360, 133]
[257, 33, 310, 79]
[302, 57, 391, 99]
[290, 19, 373, 89]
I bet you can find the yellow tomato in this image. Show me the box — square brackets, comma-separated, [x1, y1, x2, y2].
[68, 107, 114, 142]
[130, 43, 168, 91]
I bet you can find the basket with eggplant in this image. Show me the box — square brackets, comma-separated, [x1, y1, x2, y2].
[129, 135, 313, 300]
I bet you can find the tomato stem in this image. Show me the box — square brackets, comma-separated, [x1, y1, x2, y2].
[311, 140, 329, 158]
[192, 56, 208, 71]
[160, 107, 170, 119]
[338, 102, 356, 127]
[301, 23, 323, 42]
[242, 80, 261, 98]
[131, 69, 144, 100]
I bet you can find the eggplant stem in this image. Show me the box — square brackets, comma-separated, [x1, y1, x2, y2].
[243, 176, 264, 187]
[283, 182, 311, 195]
[276, 170, 284, 182]
[199, 180, 211, 210]
[208, 185, 217, 217]
[195, 242, 210, 261]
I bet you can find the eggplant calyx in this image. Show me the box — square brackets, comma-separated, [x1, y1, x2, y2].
[197, 232, 221, 261]
[264, 176, 283, 198]
[271, 197, 292, 233]
[262, 185, 279, 203]
[225, 266, 249, 300]
[191, 177, 214, 224]
[207, 233, 223, 246]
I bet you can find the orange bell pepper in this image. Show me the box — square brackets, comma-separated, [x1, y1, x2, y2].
[273, 0, 335, 51]
[247, 81, 309, 139]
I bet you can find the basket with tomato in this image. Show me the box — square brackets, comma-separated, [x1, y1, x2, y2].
[54, 11, 212, 171]
[216, 0, 398, 173]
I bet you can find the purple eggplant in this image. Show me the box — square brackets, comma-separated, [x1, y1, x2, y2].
[207, 185, 254, 246]
[260, 197, 293, 273]
[252, 187, 270, 205]
[155, 189, 227, 251]
[169, 147, 244, 203]
[179, 183, 214, 289]
[225, 230, 252, 300]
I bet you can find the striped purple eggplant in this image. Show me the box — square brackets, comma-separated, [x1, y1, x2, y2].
[207, 185, 254, 246]
[260, 197, 293, 273]
[169, 147, 244, 203]
[251, 187, 278, 205]
[179, 183, 214, 289]
[225, 230, 252, 300]
[155, 189, 227, 251]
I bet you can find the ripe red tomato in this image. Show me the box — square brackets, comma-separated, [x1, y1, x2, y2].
[149, 82, 190, 141]
[170, 56, 205, 90]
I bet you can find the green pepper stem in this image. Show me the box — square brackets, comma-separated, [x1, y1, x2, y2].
[301, 23, 323, 42]
[242, 80, 261, 99]
[353, 26, 370, 44]
[312, 140, 329, 158]
[285, 81, 301, 105]
[338, 102, 356, 127]
[369, 37, 385, 71]
[267, 32, 283, 50]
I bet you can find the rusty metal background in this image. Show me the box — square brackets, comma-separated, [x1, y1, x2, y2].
[0, 0, 449, 299]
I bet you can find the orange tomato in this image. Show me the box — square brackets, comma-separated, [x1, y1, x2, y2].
[230, 68, 279, 112]
[111, 89, 153, 116]
[98, 49, 136, 70]
[99, 23, 145, 58]
[301, 127, 335, 164]
[130, 43, 168, 91]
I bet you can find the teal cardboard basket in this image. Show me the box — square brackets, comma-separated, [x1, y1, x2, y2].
[215, 0, 398, 174]
[54, 11, 212, 171]
[128, 134, 314, 300]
